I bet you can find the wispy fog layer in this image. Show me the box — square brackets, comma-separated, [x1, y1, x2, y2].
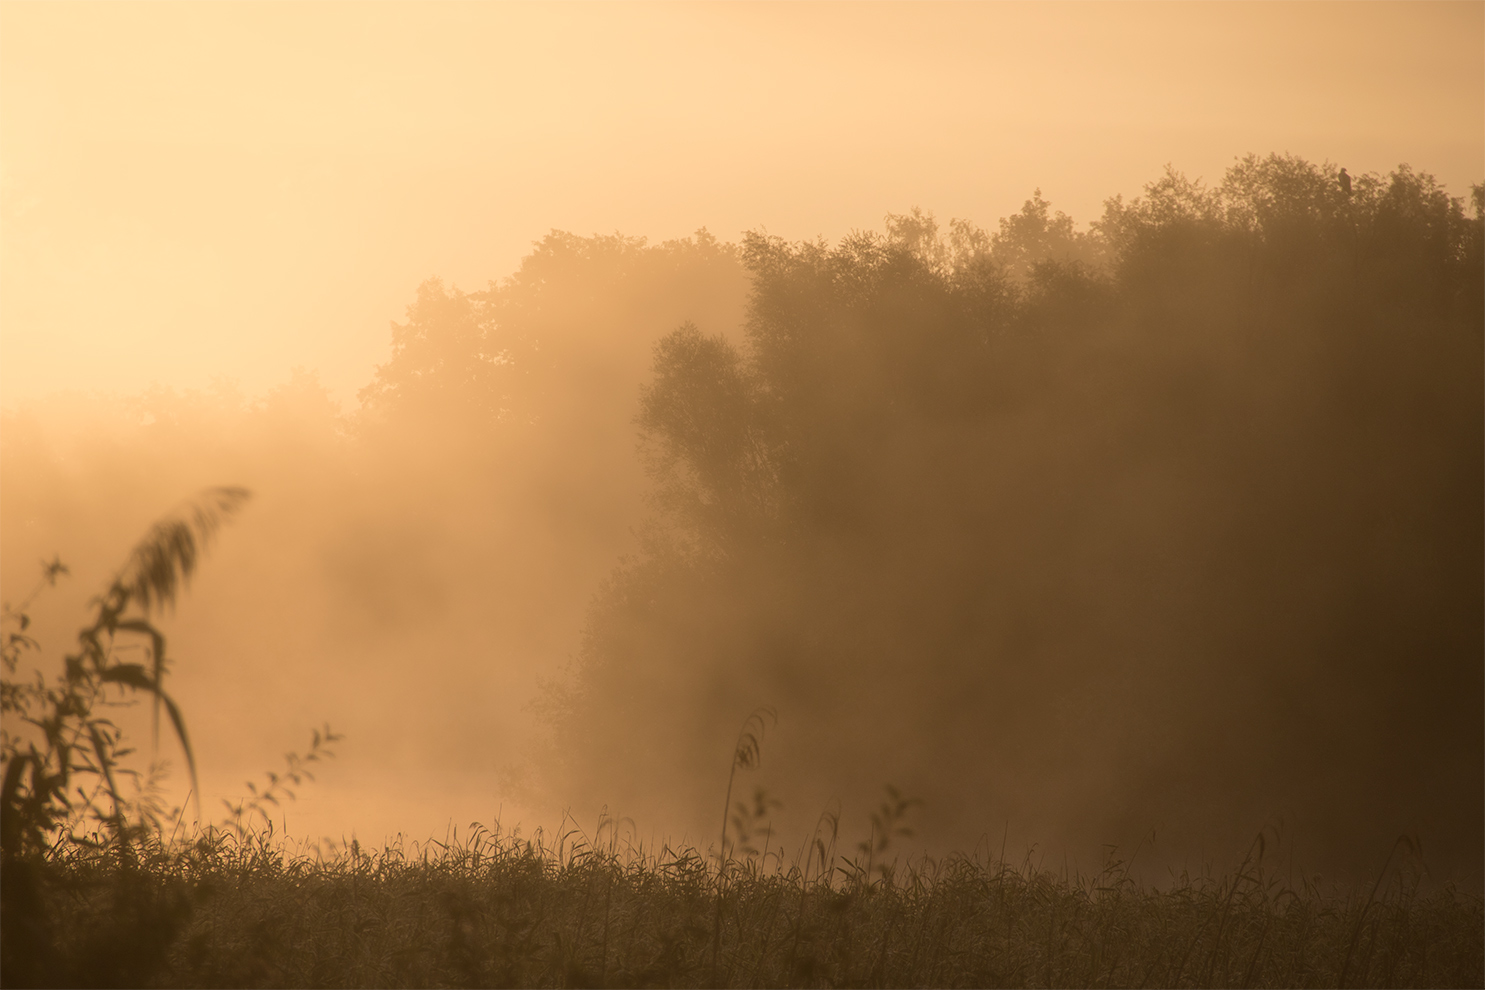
[2, 231, 748, 849]
[4, 158, 1479, 889]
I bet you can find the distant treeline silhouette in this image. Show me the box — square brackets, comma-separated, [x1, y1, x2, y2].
[539, 155, 1483, 880]
[2, 154, 1478, 885]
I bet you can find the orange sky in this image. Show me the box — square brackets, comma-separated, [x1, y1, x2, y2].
[2, 1, 1480, 408]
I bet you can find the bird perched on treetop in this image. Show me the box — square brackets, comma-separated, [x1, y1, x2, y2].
[1339, 167, 1352, 198]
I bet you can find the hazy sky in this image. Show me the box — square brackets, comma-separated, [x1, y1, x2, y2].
[2, 1, 1480, 407]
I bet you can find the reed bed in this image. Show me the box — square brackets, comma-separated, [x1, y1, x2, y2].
[15, 816, 1482, 989]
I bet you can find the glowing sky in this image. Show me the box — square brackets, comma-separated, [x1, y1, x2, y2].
[2, 1, 1481, 405]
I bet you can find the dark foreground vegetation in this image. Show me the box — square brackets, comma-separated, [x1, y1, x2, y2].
[12, 820, 1485, 989]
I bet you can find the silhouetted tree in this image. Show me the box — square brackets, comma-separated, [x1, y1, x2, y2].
[548, 156, 1484, 879]
[359, 230, 747, 439]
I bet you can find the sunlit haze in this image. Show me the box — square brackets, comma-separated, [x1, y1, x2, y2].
[4, 2, 1480, 402]
[2, 1, 1482, 895]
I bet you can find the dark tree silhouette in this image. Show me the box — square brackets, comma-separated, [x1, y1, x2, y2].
[546, 156, 1484, 880]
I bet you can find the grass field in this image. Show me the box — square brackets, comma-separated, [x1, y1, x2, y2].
[9, 814, 1482, 989]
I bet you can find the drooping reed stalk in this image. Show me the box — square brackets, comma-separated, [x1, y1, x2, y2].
[711, 706, 774, 988]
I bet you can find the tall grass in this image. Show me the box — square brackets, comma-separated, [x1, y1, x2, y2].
[18, 811, 1484, 988]
[3, 495, 1481, 988]
[2, 488, 252, 986]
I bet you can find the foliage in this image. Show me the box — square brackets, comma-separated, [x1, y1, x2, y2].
[357, 229, 747, 435]
[219, 724, 341, 844]
[1, 486, 250, 860]
[17, 814, 1483, 988]
[548, 155, 1483, 876]
[0, 487, 249, 986]
[712, 707, 776, 985]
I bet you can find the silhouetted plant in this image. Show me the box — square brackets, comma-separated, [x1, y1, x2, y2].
[0, 486, 248, 986]
[220, 723, 341, 844]
[839, 784, 923, 886]
[2, 486, 248, 859]
[712, 706, 775, 986]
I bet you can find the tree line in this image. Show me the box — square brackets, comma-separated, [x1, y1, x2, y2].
[538, 155, 1482, 879]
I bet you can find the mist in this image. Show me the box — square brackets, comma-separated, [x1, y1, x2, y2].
[3, 4, 1482, 901]
[4, 157, 1480, 893]
[541, 162, 1483, 885]
[2, 230, 749, 849]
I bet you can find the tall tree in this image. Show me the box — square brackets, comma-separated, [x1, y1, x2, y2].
[547, 157, 1483, 879]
